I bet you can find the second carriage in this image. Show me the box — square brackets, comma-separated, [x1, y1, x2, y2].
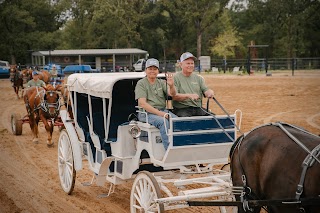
[58, 72, 242, 212]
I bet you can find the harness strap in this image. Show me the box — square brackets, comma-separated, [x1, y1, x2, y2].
[276, 122, 320, 164]
[295, 143, 320, 200]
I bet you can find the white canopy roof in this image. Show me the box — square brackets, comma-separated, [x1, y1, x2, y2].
[67, 72, 147, 99]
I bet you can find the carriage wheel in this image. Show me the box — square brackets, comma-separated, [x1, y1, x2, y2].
[11, 113, 23, 135]
[130, 171, 164, 213]
[58, 129, 76, 194]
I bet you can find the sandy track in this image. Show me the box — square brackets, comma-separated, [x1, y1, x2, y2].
[0, 71, 319, 213]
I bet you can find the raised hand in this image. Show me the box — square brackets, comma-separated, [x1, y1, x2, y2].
[166, 73, 174, 86]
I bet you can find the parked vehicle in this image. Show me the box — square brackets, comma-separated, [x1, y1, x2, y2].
[0, 60, 10, 78]
[132, 59, 146, 72]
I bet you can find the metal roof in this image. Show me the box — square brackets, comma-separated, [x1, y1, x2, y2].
[32, 48, 148, 56]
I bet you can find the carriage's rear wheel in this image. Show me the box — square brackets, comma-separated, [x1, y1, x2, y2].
[58, 129, 76, 194]
[11, 113, 23, 135]
[130, 171, 164, 213]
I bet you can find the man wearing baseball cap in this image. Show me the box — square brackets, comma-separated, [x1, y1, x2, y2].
[172, 52, 214, 117]
[26, 71, 46, 88]
[135, 58, 177, 150]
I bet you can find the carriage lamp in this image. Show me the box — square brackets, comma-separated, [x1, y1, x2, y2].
[129, 125, 141, 139]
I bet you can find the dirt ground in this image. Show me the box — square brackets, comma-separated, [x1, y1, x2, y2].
[0, 71, 319, 213]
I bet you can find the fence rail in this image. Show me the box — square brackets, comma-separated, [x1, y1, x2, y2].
[18, 57, 320, 73]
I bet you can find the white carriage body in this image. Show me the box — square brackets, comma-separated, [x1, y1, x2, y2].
[59, 72, 241, 212]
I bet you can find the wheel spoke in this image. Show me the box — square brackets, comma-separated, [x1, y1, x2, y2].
[133, 192, 142, 207]
[58, 131, 75, 194]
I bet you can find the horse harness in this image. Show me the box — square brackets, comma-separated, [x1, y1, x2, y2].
[25, 87, 61, 119]
[232, 122, 320, 212]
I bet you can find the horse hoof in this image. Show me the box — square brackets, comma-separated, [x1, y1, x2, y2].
[47, 142, 54, 148]
[33, 138, 39, 144]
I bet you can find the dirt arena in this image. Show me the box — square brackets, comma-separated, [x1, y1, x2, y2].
[0, 71, 319, 213]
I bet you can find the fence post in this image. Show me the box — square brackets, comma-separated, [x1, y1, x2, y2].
[291, 58, 295, 76]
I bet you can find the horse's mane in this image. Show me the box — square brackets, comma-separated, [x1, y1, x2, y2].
[45, 84, 55, 91]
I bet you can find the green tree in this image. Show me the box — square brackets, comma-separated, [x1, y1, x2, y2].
[210, 10, 241, 72]
[0, 0, 65, 64]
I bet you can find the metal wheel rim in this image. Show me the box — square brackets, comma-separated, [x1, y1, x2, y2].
[130, 172, 163, 213]
[58, 130, 75, 193]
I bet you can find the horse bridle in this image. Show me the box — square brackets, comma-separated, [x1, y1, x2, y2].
[40, 90, 61, 118]
[30, 88, 61, 119]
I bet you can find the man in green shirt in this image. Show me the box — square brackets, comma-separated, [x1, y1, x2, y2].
[135, 58, 177, 150]
[172, 52, 214, 117]
[26, 71, 46, 88]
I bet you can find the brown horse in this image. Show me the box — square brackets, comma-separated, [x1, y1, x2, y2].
[230, 122, 320, 213]
[38, 70, 51, 84]
[60, 79, 74, 119]
[9, 65, 24, 99]
[23, 84, 61, 147]
[20, 68, 33, 83]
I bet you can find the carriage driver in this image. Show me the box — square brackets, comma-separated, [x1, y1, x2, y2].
[172, 52, 215, 117]
[26, 71, 46, 88]
[135, 58, 178, 150]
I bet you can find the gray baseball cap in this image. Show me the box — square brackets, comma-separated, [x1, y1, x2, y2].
[145, 58, 159, 69]
[180, 52, 197, 62]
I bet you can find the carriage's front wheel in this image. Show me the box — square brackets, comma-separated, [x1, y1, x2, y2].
[11, 113, 23, 135]
[58, 129, 76, 194]
[130, 171, 164, 213]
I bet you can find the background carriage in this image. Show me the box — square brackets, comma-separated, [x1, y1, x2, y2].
[58, 72, 242, 212]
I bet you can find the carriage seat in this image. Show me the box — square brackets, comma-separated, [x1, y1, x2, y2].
[170, 116, 236, 146]
[90, 112, 111, 156]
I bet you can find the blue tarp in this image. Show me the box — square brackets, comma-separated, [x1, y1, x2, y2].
[63, 65, 98, 74]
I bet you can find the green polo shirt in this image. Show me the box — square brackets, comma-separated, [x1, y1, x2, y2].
[173, 72, 208, 108]
[27, 79, 46, 88]
[135, 78, 168, 110]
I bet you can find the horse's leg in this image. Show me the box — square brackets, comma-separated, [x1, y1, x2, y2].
[32, 116, 40, 143]
[13, 86, 19, 99]
[42, 117, 54, 147]
[28, 115, 38, 143]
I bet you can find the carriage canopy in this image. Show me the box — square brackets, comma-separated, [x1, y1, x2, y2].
[67, 72, 147, 99]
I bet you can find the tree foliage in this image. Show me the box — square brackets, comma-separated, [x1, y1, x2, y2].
[0, 0, 319, 64]
[210, 10, 241, 60]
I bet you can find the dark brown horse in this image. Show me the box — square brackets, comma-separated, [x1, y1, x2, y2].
[23, 84, 61, 147]
[230, 122, 320, 213]
[9, 65, 24, 99]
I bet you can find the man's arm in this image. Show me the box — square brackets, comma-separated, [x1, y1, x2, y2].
[172, 93, 199, 101]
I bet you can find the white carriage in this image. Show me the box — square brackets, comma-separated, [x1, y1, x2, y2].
[58, 72, 242, 212]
